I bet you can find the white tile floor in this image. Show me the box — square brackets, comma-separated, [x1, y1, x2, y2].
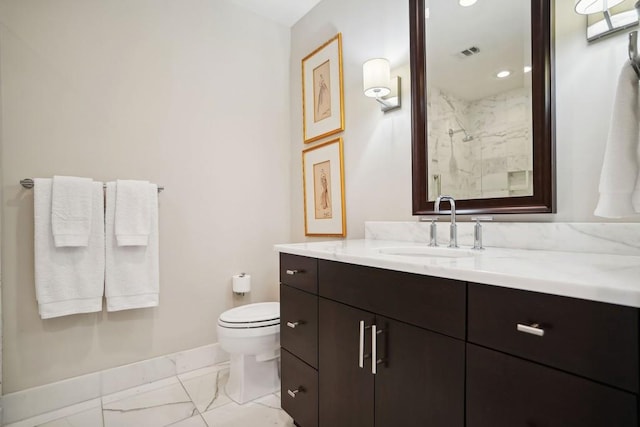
[6, 362, 295, 427]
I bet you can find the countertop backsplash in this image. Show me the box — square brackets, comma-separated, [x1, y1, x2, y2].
[364, 221, 640, 256]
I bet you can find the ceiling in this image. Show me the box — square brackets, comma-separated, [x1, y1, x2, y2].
[427, 0, 531, 101]
[225, 0, 322, 27]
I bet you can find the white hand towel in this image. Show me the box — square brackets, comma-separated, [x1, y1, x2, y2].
[34, 179, 105, 319]
[51, 175, 93, 247]
[594, 62, 640, 218]
[105, 182, 160, 311]
[115, 179, 151, 246]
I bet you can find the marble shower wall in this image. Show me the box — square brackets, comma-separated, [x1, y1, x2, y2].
[427, 86, 533, 200]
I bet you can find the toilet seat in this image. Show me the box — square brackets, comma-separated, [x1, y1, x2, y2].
[218, 302, 279, 329]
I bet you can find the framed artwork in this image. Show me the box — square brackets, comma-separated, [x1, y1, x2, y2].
[302, 33, 345, 143]
[302, 138, 346, 236]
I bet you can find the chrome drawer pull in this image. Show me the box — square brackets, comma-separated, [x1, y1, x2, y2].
[287, 388, 302, 398]
[372, 325, 383, 374]
[286, 321, 300, 329]
[517, 323, 545, 337]
[286, 269, 299, 275]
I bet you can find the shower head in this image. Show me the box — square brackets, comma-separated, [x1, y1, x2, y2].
[448, 128, 474, 142]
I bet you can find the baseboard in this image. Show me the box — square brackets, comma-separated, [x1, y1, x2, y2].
[1, 343, 228, 425]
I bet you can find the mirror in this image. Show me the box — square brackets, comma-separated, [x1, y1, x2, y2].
[409, 0, 555, 215]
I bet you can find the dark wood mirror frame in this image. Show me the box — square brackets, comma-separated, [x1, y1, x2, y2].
[410, 0, 556, 215]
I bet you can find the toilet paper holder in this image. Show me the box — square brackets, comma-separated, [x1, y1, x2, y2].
[233, 272, 251, 296]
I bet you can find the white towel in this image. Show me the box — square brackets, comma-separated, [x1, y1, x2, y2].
[51, 175, 93, 247]
[105, 182, 160, 311]
[34, 179, 105, 319]
[115, 179, 151, 246]
[594, 62, 640, 218]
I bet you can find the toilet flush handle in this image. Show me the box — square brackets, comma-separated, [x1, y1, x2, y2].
[286, 321, 300, 328]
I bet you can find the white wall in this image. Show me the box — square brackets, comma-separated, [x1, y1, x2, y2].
[0, 0, 291, 392]
[290, 0, 640, 244]
[290, 0, 414, 242]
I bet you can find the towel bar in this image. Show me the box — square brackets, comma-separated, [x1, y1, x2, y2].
[630, 31, 640, 79]
[20, 178, 164, 192]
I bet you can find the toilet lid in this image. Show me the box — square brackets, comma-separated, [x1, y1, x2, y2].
[219, 302, 279, 328]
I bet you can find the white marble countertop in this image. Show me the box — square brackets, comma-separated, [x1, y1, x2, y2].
[275, 239, 640, 308]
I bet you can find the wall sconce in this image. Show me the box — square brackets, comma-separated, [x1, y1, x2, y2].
[575, 0, 639, 41]
[362, 58, 401, 113]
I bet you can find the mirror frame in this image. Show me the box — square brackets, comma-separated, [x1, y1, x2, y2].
[410, 0, 556, 215]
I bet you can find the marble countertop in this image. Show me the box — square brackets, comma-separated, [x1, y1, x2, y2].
[274, 239, 640, 308]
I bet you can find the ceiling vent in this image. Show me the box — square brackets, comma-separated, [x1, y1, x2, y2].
[459, 46, 480, 57]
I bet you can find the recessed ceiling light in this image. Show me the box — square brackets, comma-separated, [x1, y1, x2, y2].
[459, 0, 478, 6]
[496, 70, 511, 79]
[524, 66, 532, 73]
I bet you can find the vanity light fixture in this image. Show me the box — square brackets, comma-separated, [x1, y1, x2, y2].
[459, 0, 478, 6]
[574, 0, 638, 41]
[524, 65, 532, 73]
[363, 58, 401, 113]
[574, 0, 624, 15]
[496, 70, 511, 78]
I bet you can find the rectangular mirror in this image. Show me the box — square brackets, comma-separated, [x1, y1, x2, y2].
[410, 0, 556, 215]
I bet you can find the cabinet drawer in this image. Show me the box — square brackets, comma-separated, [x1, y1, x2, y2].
[281, 284, 318, 368]
[319, 260, 466, 339]
[468, 283, 639, 392]
[280, 253, 318, 294]
[467, 344, 638, 427]
[281, 349, 318, 427]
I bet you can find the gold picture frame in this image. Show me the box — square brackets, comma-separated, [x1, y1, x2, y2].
[302, 33, 345, 144]
[302, 138, 346, 236]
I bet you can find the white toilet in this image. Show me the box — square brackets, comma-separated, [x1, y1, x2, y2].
[217, 302, 280, 404]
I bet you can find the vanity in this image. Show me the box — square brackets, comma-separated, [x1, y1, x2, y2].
[276, 236, 640, 427]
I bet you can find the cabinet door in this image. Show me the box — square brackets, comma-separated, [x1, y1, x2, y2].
[319, 298, 374, 427]
[467, 344, 638, 427]
[375, 316, 464, 427]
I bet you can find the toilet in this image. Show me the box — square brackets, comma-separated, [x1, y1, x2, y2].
[217, 302, 280, 404]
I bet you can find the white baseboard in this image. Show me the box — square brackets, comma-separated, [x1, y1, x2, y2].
[1, 343, 228, 425]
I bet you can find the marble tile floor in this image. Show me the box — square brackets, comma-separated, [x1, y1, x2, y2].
[6, 362, 295, 427]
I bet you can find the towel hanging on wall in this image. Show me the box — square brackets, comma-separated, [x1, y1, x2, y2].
[115, 179, 151, 246]
[105, 181, 160, 311]
[594, 62, 640, 218]
[51, 175, 94, 247]
[34, 179, 105, 319]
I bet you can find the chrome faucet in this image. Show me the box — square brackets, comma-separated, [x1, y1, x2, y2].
[434, 195, 457, 248]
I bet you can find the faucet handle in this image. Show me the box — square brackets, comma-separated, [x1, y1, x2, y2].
[471, 217, 492, 250]
[423, 216, 439, 246]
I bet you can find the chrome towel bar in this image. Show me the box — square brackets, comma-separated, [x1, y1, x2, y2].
[20, 178, 164, 192]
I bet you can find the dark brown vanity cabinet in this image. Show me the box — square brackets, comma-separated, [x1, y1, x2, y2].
[280, 254, 319, 427]
[319, 298, 465, 427]
[317, 260, 466, 427]
[467, 283, 639, 427]
[280, 253, 640, 427]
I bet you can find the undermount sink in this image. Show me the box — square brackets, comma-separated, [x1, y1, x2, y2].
[376, 246, 476, 258]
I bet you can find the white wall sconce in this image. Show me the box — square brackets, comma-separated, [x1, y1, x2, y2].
[362, 58, 401, 113]
[574, 0, 639, 41]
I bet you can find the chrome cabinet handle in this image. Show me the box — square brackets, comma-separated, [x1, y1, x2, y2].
[372, 325, 383, 374]
[286, 321, 300, 329]
[359, 320, 365, 368]
[287, 388, 301, 398]
[285, 269, 299, 275]
[517, 323, 545, 337]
